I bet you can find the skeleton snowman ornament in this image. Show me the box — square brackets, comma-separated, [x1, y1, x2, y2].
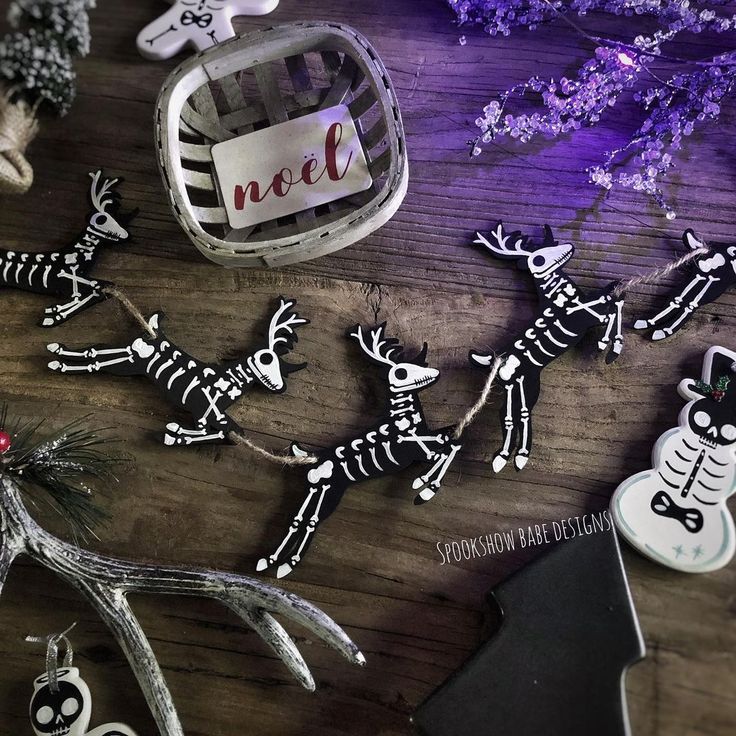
[30, 667, 137, 736]
[137, 0, 279, 60]
[611, 346, 736, 573]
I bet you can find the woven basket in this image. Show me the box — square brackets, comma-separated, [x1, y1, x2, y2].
[155, 21, 408, 268]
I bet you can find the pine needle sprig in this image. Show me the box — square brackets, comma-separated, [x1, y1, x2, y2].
[0, 406, 119, 540]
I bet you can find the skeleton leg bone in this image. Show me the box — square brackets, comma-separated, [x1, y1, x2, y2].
[493, 384, 515, 473]
[651, 276, 719, 340]
[48, 354, 134, 373]
[164, 423, 226, 446]
[514, 376, 531, 470]
[257, 481, 344, 578]
[42, 289, 106, 327]
[46, 344, 131, 359]
[413, 443, 462, 504]
[634, 275, 706, 330]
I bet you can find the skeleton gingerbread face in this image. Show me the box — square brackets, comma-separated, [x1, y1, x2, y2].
[30, 668, 91, 736]
[137, 0, 280, 61]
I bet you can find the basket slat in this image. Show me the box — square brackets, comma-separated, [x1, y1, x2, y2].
[180, 142, 213, 162]
[191, 205, 228, 224]
[181, 104, 234, 142]
[319, 56, 360, 110]
[183, 169, 215, 190]
[157, 22, 409, 267]
[285, 54, 313, 92]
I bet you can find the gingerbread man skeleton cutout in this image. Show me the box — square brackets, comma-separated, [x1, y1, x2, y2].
[137, 0, 279, 60]
[611, 345, 736, 573]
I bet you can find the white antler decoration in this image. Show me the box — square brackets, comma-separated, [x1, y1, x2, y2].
[268, 298, 308, 349]
[350, 325, 401, 366]
[474, 223, 532, 257]
[89, 170, 120, 213]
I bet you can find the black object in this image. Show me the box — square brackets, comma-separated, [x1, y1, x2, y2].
[48, 297, 307, 446]
[635, 229, 736, 341]
[413, 527, 645, 736]
[469, 222, 625, 473]
[0, 171, 135, 327]
[257, 323, 463, 578]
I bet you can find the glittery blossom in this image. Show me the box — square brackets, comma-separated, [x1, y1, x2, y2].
[0, 0, 95, 115]
[9, 0, 96, 56]
[451, 1, 736, 215]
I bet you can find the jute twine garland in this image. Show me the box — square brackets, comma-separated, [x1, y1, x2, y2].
[0, 85, 39, 195]
[102, 240, 708, 466]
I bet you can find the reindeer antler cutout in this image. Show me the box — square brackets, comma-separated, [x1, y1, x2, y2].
[0, 412, 363, 736]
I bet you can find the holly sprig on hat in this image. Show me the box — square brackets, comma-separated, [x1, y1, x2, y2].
[695, 375, 731, 402]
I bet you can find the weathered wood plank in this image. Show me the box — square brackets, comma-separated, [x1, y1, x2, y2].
[0, 1, 733, 735]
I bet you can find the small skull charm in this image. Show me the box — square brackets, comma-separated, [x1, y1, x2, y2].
[30, 667, 137, 736]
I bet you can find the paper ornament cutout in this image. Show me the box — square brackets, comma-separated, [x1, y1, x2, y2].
[211, 104, 373, 229]
[258, 323, 462, 578]
[634, 229, 736, 341]
[30, 667, 137, 736]
[611, 345, 736, 573]
[0, 170, 135, 327]
[413, 528, 645, 736]
[47, 297, 307, 446]
[469, 222, 625, 472]
[136, 0, 279, 61]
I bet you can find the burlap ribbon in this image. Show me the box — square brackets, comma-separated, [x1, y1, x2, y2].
[0, 85, 38, 195]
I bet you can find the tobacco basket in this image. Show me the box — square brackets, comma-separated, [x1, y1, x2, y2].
[155, 21, 408, 268]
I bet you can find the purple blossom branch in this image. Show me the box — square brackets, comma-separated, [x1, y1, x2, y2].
[450, 0, 736, 214]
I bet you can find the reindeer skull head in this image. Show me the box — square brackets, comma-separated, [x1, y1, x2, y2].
[248, 297, 308, 393]
[87, 170, 131, 242]
[29, 668, 91, 736]
[248, 348, 284, 391]
[388, 360, 439, 393]
[474, 222, 573, 279]
[350, 324, 438, 394]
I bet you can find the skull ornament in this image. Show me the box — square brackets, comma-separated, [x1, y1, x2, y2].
[687, 399, 736, 449]
[30, 668, 91, 736]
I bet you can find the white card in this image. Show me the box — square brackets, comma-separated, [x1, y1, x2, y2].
[212, 104, 373, 229]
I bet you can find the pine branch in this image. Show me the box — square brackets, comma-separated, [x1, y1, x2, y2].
[0, 407, 117, 539]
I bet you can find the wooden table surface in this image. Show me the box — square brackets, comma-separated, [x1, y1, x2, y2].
[0, 1, 734, 735]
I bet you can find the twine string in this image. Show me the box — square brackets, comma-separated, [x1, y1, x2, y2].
[453, 355, 504, 439]
[103, 237, 709, 464]
[25, 622, 77, 693]
[103, 286, 156, 337]
[613, 245, 709, 297]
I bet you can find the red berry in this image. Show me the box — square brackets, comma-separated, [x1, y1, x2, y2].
[0, 431, 10, 454]
[713, 390, 725, 402]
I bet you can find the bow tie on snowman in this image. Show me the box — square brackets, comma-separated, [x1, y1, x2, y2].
[28, 627, 137, 736]
[611, 345, 736, 573]
[137, 0, 279, 60]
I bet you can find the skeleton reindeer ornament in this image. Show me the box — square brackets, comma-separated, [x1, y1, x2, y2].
[635, 229, 736, 341]
[47, 297, 307, 446]
[137, 0, 279, 60]
[0, 171, 134, 327]
[611, 346, 736, 573]
[470, 222, 625, 472]
[258, 323, 462, 578]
